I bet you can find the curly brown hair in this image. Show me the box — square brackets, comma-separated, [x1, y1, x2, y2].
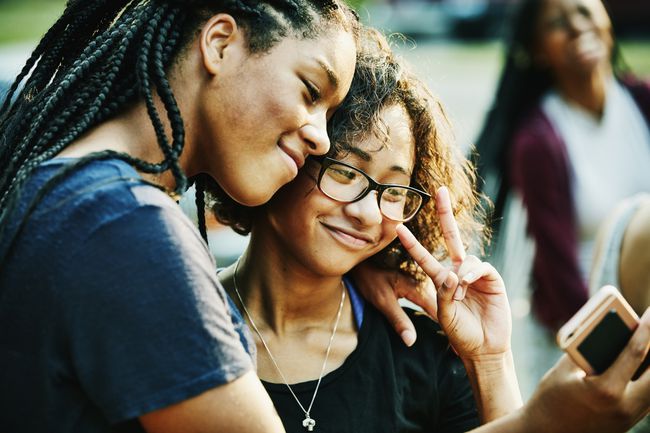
[208, 27, 489, 279]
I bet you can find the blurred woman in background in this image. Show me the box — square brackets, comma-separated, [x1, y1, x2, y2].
[475, 0, 650, 332]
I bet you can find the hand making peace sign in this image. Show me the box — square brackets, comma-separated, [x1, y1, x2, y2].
[396, 186, 512, 359]
[353, 186, 512, 360]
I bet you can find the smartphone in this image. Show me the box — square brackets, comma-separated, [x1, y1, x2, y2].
[557, 285, 648, 377]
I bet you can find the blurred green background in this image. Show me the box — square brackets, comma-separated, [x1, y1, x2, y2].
[0, 0, 649, 74]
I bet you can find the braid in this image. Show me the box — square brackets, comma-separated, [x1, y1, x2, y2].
[0, 0, 358, 249]
[0, 0, 132, 124]
[0, 4, 149, 210]
[148, 5, 188, 194]
[136, 5, 175, 165]
[194, 175, 209, 243]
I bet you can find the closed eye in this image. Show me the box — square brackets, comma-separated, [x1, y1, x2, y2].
[302, 79, 321, 104]
[577, 5, 591, 18]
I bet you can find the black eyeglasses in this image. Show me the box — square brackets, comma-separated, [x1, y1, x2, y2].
[313, 156, 430, 222]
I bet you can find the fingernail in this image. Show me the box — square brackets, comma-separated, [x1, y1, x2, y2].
[453, 285, 463, 301]
[400, 329, 416, 347]
[461, 272, 475, 284]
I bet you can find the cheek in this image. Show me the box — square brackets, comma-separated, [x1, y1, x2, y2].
[255, 74, 305, 132]
[538, 33, 568, 64]
[377, 221, 400, 250]
[267, 180, 321, 225]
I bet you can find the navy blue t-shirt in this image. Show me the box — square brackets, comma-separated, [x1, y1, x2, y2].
[0, 158, 253, 432]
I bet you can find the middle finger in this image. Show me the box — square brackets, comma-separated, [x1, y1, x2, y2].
[436, 186, 466, 268]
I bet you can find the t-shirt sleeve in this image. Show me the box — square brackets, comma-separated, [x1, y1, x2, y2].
[57, 200, 253, 423]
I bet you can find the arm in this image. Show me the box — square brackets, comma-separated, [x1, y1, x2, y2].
[510, 119, 589, 330]
[60, 200, 284, 431]
[461, 351, 521, 422]
[398, 187, 522, 422]
[469, 307, 650, 433]
[140, 371, 285, 433]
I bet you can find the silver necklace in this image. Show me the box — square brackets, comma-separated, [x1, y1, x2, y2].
[232, 258, 346, 432]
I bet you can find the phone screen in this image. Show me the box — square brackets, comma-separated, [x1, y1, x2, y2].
[577, 309, 632, 374]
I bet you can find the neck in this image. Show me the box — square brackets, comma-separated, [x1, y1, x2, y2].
[554, 64, 612, 117]
[56, 59, 205, 191]
[226, 235, 348, 336]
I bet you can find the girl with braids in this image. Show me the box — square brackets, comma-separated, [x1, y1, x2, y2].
[0, 0, 361, 431]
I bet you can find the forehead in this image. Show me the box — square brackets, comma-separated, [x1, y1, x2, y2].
[349, 104, 415, 171]
[288, 29, 356, 90]
[541, 0, 608, 17]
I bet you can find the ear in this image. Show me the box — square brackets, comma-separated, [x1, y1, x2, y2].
[200, 14, 240, 76]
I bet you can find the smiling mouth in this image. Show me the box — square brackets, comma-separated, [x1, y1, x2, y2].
[321, 223, 374, 250]
[278, 142, 306, 170]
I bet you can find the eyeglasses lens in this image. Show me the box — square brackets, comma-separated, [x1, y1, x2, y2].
[320, 162, 423, 222]
[320, 163, 369, 201]
[380, 188, 422, 221]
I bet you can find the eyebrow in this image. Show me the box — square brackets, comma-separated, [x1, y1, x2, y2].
[317, 59, 339, 89]
[347, 147, 410, 176]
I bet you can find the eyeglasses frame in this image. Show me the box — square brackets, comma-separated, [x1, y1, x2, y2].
[313, 156, 431, 222]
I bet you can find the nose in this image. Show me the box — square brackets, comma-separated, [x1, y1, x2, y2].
[343, 191, 383, 227]
[298, 111, 330, 156]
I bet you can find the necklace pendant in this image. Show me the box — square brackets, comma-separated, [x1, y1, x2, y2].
[302, 415, 316, 431]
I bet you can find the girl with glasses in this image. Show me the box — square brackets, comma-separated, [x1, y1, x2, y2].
[212, 27, 650, 433]
[212, 29, 522, 432]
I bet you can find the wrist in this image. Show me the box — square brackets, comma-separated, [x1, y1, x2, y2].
[461, 350, 515, 376]
[461, 350, 523, 422]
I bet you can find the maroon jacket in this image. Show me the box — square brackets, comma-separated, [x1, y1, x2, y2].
[510, 77, 650, 331]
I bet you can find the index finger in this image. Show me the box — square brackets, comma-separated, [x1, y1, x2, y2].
[436, 186, 466, 267]
[395, 224, 455, 293]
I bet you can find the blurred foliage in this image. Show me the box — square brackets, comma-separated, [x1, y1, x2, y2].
[621, 41, 650, 77]
[0, 0, 66, 44]
[0, 0, 648, 77]
[0, 0, 370, 44]
[346, 0, 371, 11]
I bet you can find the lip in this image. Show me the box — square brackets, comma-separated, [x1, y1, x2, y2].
[321, 222, 376, 250]
[278, 142, 306, 175]
[570, 32, 606, 62]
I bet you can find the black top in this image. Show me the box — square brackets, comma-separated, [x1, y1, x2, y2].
[261, 300, 480, 433]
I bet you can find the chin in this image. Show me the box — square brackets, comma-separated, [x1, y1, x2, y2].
[331, 255, 375, 276]
[236, 191, 274, 207]
[307, 254, 360, 277]
[219, 182, 274, 207]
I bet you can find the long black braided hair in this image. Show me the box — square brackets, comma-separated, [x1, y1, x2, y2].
[0, 0, 359, 258]
[473, 0, 627, 238]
